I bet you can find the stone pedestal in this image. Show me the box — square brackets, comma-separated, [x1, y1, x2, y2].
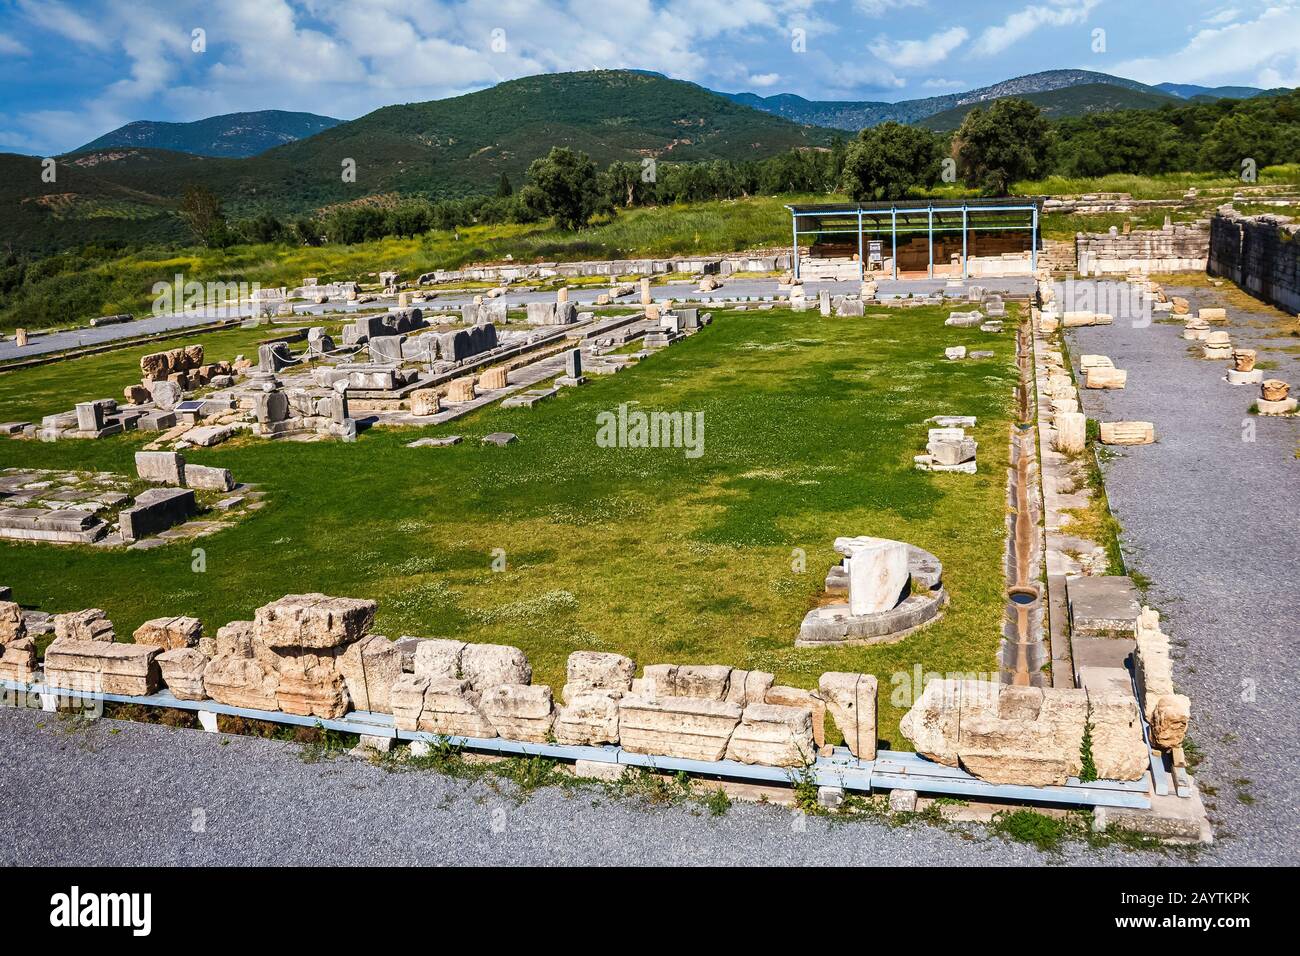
[1257, 397, 1298, 415]
[1226, 368, 1262, 385]
[1055, 412, 1087, 454]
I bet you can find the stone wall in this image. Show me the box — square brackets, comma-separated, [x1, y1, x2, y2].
[1208, 210, 1300, 315]
[1075, 222, 1210, 275]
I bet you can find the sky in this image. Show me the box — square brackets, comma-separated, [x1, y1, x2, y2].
[1, 0, 1298, 155]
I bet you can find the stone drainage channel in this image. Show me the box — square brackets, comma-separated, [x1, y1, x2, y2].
[1000, 317, 1047, 685]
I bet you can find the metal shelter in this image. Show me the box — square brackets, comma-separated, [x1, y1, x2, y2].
[784, 197, 1044, 281]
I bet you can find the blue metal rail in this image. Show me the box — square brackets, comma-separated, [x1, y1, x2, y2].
[3, 677, 1151, 809]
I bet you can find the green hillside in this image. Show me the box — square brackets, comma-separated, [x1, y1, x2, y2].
[76, 110, 342, 158]
[1, 71, 831, 254]
[918, 83, 1181, 132]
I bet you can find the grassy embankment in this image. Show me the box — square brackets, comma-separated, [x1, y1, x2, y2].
[0, 305, 1017, 748]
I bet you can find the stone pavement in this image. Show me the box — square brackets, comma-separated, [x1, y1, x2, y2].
[1065, 280, 1299, 866]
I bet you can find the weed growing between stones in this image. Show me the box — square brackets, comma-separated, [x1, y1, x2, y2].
[296, 723, 357, 763]
[704, 787, 731, 816]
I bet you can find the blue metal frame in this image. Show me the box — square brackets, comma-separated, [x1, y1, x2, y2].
[3, 676, 1150, 809]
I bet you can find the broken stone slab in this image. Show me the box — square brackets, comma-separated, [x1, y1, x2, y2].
[1098, 421, 1154, 445]
[338, 633, 403, 714]
[253, 593, 377, 650]
[132, 616, 202, 650]
[818, 672, 878, 759]
[618, 696, 742, 761]
[408, 676, 498, 738]
[481, 432, 517, 446]
[157, 647, 208, 700]
[119, 488, 197, 542]
[725, 703, 815, 767]
[44, 638, 161, 696]
[0, 600, 27, 643]
[411, 638, 467, 681]
[1085, 367, 1127, 389]
[274, 656, 351, 718]
[1068, 575, 1142, 638]
[406, 435, 462, 448]
[944, 346, 967, 360]
[53, 608, 114, 643]
[639, 663, 732, 701]
[836, 536, 910, 615]
[553, 690, 622, 745]
[479, 683, 555, 742]
[763, 684, 826, 752]
[723, 669, 776, 709]
[0, 637, 37, 683]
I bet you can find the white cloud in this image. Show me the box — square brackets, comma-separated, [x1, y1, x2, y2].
[1204, 8, 1241, 27]
[971, 0, 1099, 57]
[868, 26, 967, 69]
[1113, 2, 1300, 87]
[922, 77, 965, 89]
[0, 32, 31, 55]
[16, 0, 114, 51]
[854, 0, 924, 16]
[747, 72, 782, 87]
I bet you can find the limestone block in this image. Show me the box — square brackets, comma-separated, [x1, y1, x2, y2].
[132, 616, 202, 650]
[564, 650, 635, 700]
[927, 436, 978, 467]
[479, 367, 509, 390]
[45, 638, 161, 696]
[203, 654, 280, 710]
[1199, 307, 1226, 322]
[725, 703, 815, 767]
[338, 634, 403, 714]
[135, 451, 185, 486]
[618, 696, 742, 761]
[1099, 421, 1155, 445]
[0, 637, 37, 682]
[446, 378, 476, 403]
[1079, 354, 1113, 370]
[1054, 411, 1087, 454]
[273, 650, 350, 718]
[412, 638, 467, 681]
[764, 685, 825, 750]
[840, 536, 910, 615]
[818, 672, 878, 759]
[1085, 367, 1127, 389]
[157, 648, 208, 700]
[480, 684, 555, 742]
[0, 600, 26, 643]
[1261, 379, 1290, 402]
[553, 690, 622, 745]
[640, 663, 732, 700]
[459, 643, 532, 693]
[1231, 349, 1256, 372]
[409, 389, 441, 416]
[418, 678, 498, 738]
[185, 465, 234, 492]
[390, 675, 429, 731]
[1151, 694, 1191, 749]
[53, 608, 114, 643]
[254, 593, 377, 650]
[215, 621, 256, 658]
[724, 669, 775, 708]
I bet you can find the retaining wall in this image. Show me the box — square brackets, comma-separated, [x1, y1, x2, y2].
[1208, 210, 1300, 315]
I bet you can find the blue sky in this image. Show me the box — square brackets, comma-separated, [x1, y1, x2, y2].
[1, 0, 1298, 155]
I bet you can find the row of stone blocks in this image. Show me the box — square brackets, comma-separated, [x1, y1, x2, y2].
[0, 594, 881, 771]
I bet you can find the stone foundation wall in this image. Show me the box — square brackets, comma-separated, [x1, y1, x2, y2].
[1208, 210, 1300, 315]
[1075, 222, 1210, 275]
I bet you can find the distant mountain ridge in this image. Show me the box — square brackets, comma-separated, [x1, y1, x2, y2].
[76, 110, 343, 158]
[720, 70, 1275, 130]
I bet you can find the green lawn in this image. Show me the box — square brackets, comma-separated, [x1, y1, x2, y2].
[0, 305, 1017, 747]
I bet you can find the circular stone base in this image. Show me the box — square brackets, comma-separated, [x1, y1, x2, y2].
[1226, 368, 1263, 385]
[1258, 397, 1298, 415]
[797, 587, 946, 647]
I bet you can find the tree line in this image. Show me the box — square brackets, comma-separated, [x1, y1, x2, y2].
[179, 88, 1300, 246]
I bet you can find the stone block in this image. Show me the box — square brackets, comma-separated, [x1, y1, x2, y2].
[479, 684, 555, 742]
[1099, 421, 1154, 445]
[53, 608, 114, 643]
[1068, 575, 1142, 637]
[723, 669, 775, 708]
[338, 634, 403, 714]
[1085, 367, 1127, 389]
[185, 465, 234, 492]
[274, 655, 350, 718]
[409, 389, 441, 416]
[1151, 694, 1190, 749]
[888, 789, 918, 813]
[0, 600, 26, 643]
[818, 672, 878, 759]
[45, 638, 161, 696]
[418, 677, 498, 738]
[119, 488, 196, 542]
[203, 654, 280, 710]
[1054, 412, 1087, 454]
[412, 638, 467, 680]
[157, 648, 208, 700]
[564, 650, 635, 700]
[640, 663, 732, 701]
[0, 637, 37, 683]
[135, 451, 185, 486]
[725, 703, 814, 767]
[459, 642, 532, 693]
[553, 690, 622, 745]
[618, 696, 742, 761]
[132, 616, 202, 650]
[253, 593, 377, 650]
[479, 367, 508, 390]
[837, 536, 910, 615]
[764, 685, 826, 751]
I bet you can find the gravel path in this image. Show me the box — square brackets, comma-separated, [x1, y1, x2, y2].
[1064, 281, 1300, 866]
[0, 706, 1185, 866]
